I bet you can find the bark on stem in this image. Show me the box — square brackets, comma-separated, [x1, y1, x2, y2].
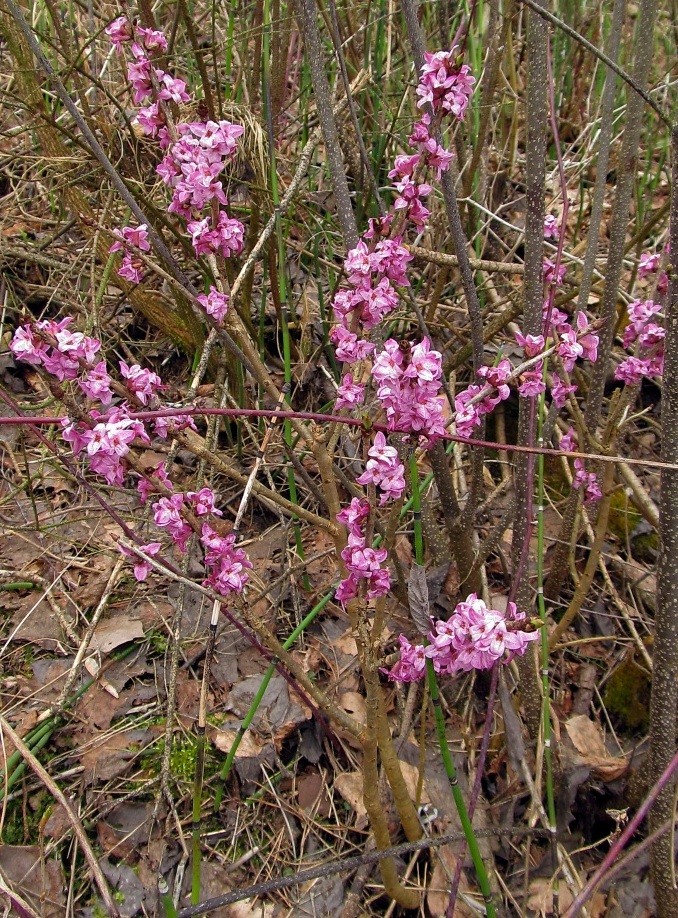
[295, 0, 359, 250]
[649, 123, 678, 918]
[512, 0, 548, 739]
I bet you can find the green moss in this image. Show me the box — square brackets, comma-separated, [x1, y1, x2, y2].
[607, 490, 642, 543]
[632, 530, 659, 562]
[140, 734, 221, 782]
[604, 655, 651, 733]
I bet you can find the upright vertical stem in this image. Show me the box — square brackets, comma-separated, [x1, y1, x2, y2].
[296, 0, 359, 249]
[649, 124, 678, 918]
[584, 0, 659, 429]
[512, 0, 548, 739]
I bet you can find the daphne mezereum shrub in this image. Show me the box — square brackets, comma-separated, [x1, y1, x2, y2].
[8, 14, 668, 685]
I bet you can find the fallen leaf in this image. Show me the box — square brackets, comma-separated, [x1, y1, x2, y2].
[91, 614, 145, 654]
[296, 772, 331, 816]
[409, 562, 432, 635]
[72, 555, 116, 609]
[334, 771, 367, 827]
[565, 714, 628, 780]
[210, 727, 266, 758]
[225, 674, 310, 747]
[337, 691, 367, 726]
[78, 728, 147, 785]
[99, 859, 148, 917]
[0, 846, 65, 918]
[526, 877, 574, 914]
[397, 756, 431, 805]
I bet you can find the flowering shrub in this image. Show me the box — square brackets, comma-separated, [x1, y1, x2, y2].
[9, 13, 665, 687]
[8, 16, 254, 599]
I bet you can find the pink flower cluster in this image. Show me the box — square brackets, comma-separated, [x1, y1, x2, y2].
[326, 47, 476, 610]
[335, 498, 390, 605]
[543, 215, 560, 240]
[454, 358, 512, 440]
[196, 286, 230, 323]
[453, 214, 600, 439]
[555, 311, 599, 372]
[615, 298, 665, 384]
[415, 49, 476, 120]
[105, 16, 244, 313]
[62, 409, 149, 486]
[386, 593, 538, 682]
[109, 223, 151, 284]
[152, 493, 192, 551]
[638, 249, 668, 293]
[10, 317, 100, 380]
[332, 241, 410, 332]
[201, 524, 253, 596]
[355, 432, 406, 504]
[372, 339, 446, 441]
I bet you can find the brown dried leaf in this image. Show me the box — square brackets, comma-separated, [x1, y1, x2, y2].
[210, 727, 265, 758]
[526, 877, 574, 914]
[78, 728, 147, 785]
[408, 562, 431, 635]
[334, 771, 367, 827]
[72, 555, 116, 609]
[0, 846, 65, 918]
[296, 772, 331, 816]
[337, 691, 367, 727]
[565, 714, 629, 780]
[90, 614, 144, 654]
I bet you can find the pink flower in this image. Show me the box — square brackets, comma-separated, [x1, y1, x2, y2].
[551, 373, 577, 408]
[543, 215, 560, 239]
[518, 366, 546, 398]
[336, 374, 365, 410]
[336, 498, 370, 534]
[356, 432, 406, 504]
[137, 464, 172, 504]
[156, 72, 191, 104]
[515, 331, 545, 357]
[187, 487, 223, 516]
[385, 635, 428, 682]
[543, 259, 566, 287]
[196, 287, 229, 323]
[10, 325, 47, 365]
[105, 15, 132, 51]
[61, 418, 91, 456]
[386, 594, 538, 682]
[200, 523, 252, 596]
[575, 312, 599, 363]
[119, 360, 163, 405]
[638, 252, 661, 278]
[614, 356, 653, 385]
[79, 361, 113, 404]
[109, 224, 151, 254]
[152, 494, 192, 551]
[117, 253, 145, 284]
[135, 26, 168, 53]
[556, 326, 583, 372]
[415, 49, 475, 120]
[119, 541, 162, 581]
[136, 103, 165, 137]
[559, 427, 577, 452]
[329, 326, 375, 363]
[477, 358, 511, 401]
[573, 459, 602, 504]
